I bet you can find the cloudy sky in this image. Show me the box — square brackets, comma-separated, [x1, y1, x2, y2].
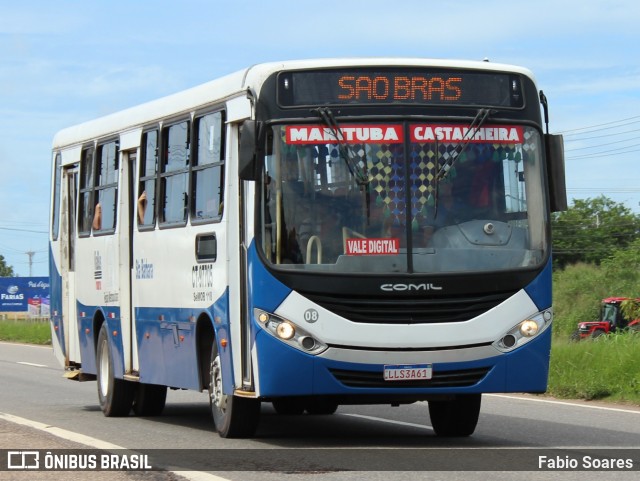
[1, 0, 639, 277]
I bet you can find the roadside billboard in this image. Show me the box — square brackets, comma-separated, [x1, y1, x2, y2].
[0, 277, 50, 317]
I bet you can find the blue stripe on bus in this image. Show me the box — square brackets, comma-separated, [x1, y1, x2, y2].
[524, 257, 553, 311]
[75, 303, 123, 377]
[135, 304, 220, 390]
[247, 241, 293, 313]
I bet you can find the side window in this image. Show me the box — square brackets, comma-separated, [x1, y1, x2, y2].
[78, 146, 95, 236]
[160, 121, 190, 225]
[139, 130, 158, 228]
[51, 153, 62, 240]
[94, 141, 119, 232]
[192, 111, 225, 222]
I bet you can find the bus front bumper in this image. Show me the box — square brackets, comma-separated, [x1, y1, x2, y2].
[252, 325, 551, 399]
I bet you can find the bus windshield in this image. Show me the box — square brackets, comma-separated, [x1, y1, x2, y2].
[258, 122, 547, 274]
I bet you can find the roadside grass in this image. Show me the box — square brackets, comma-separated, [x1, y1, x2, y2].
[0, 319, 51, 345]
[548, 331, 640, 404]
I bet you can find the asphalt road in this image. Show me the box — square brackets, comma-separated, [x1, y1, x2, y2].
[1, 341, 639, 481]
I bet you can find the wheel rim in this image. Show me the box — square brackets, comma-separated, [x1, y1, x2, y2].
[98, 338, 110, 396]
[210, 355, 227, 413]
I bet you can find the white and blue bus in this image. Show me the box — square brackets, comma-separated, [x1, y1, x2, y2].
[49, 58, 566, 438]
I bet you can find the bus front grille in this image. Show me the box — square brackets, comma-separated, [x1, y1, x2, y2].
[304, 291, 515, 324]
[329, 367, 490, 388]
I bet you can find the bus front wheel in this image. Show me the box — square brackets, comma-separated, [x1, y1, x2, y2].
[428, 394, 481, 437]
[96, 323, 135, 417]
[208, 342, 260, 438]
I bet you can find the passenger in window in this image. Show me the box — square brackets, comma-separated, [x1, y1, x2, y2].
[92, 203, 102, 230]
[137, 191, 147, 224]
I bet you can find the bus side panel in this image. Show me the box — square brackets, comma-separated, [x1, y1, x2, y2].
[76, 307, 96, 375]
[159, 315, 198, 389]
[132, 204, 228, 389]
[104, 313, 125, 379]
[74, 305, 125, 378]
[135, 309, 166, 386]
[74, 232, 122, 375]
[135, 304, 229, 391]
[135, 307, 199, 389]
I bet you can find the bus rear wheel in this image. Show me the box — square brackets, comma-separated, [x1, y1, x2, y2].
[96, 323, 135, 417]
[428, 394, 481, 437]
[208, 342, 260, 438]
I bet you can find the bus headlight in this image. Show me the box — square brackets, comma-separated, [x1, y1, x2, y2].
[254, 309, 328, 355]
[493, 310, 552, 353]
[276, 322, 295, 340]
[520, 320, 539, 337]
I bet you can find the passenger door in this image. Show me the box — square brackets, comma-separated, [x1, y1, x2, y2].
[60, 164, 80, 364]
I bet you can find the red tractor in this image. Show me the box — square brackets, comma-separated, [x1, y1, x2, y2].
[571, 297, 640, 340]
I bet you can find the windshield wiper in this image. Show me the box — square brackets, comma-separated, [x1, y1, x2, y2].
[313, 107, 370, 185]
[436, 108, 495, 181]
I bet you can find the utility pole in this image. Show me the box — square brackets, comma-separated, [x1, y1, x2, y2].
[25, 251, 35, 277]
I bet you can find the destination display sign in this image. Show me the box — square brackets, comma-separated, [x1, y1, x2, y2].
[285, 124, 404, 144]
[278, 69, 523, 108]
[283, 124, 524, 145]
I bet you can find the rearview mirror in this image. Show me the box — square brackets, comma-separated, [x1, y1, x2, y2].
[545, 133, 567, 212]
[239, 120, 259, 181]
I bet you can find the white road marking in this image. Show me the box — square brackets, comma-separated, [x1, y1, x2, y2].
[0, 412, 231, 481]
[486, 393, 640, 415]
[341, 413, 434, 430]
[0, 341, 52, 349]
[16, 361, 47, 368]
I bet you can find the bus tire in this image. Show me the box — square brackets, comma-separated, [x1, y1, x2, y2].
[208, 342, 260, 438]
[428, 394, 481, 437]
[132, 383, 167, 416]
[96, 323, 134, 417]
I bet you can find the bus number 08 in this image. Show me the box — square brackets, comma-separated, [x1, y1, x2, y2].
[304, 309, 319, 323]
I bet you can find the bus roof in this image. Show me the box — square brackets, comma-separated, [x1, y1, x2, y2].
[52, 58, 536, 150]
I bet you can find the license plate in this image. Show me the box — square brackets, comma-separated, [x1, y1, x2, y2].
[383, 364, 433, 381]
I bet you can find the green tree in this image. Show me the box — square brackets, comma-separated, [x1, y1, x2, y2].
[552, 196, 640, 268]
[621, 299, 640, 324]
[0, 254, 14, 277]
